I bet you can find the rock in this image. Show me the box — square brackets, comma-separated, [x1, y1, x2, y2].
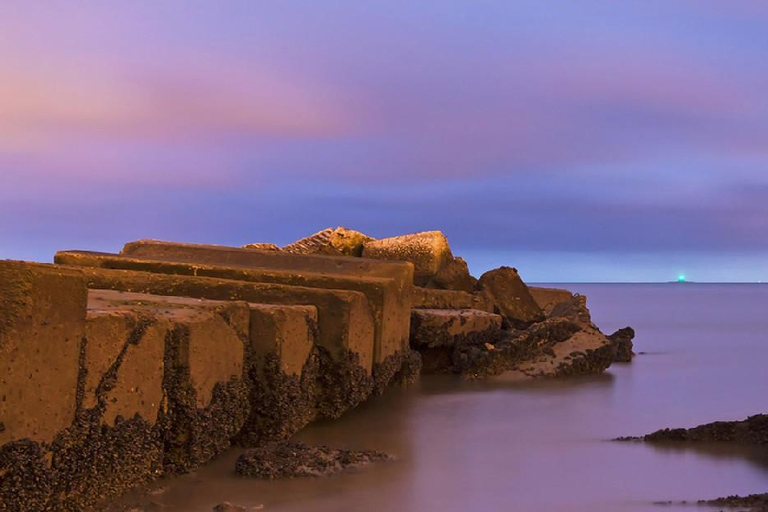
[528, 287, 574, 315]
[412, 287, 494, 313]
[410, 309, 503, 373]
[235, 442, 392, 479]
[242, 243, 281, 251]
[549, 294, 592, 328]
[608, 327, 635, 362]
[282, 227, 373, 257]
[476, 267, 544, 329]
[363, 231, 452, 286]
[699, 493, 768, 511]
[619, 414, 768, 445]
[426, 256, 474, 293]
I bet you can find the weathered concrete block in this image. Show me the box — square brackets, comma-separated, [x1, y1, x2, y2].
[426, 256, 475, 293]
[282, 226, 373, 257]
[477, 266, 544, 329]
[56, 250, 408, 386]
[0, 261, 87, 446]
[362, 231, 451, 286]
[118, 240, 413, 368]
[86, 290, 251, 474]
[248, 304, 317, 377]
[410, 309, 502, 373]
[529, 286, 574, 316]
[410, 309, 502, 349]
[119, 239, 413, 288]
[412, 287, 494, 312]
[60, 267, 376, 419]
[82, 308, 165, 423]
[240, 304, 319, 443]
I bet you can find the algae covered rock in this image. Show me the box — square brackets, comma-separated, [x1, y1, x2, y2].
[363, 230, 452, 286]
[235, 442, 392, 479]
[283, 227, 373, 257]
[477, 266, 544, 329]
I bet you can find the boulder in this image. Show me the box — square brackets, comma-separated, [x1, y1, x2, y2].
[426, 256, 474, 293]
[608, 327, 635, 363]
[282, 227, 373, 257]
[362, 231, 452, 286]
[477, 267, 544, 329]
[528, 286, 574, 316]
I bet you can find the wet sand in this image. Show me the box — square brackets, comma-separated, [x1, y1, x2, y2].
[112, 284, 768, 512]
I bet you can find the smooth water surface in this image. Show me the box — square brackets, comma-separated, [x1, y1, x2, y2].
[121, 284, 768, 512]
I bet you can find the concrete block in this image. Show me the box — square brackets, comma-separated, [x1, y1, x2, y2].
[0, 261, 87, 446]
[477, 266, 544, 329]
[362, 231, 451, 285]
[412, 287, 494, 312]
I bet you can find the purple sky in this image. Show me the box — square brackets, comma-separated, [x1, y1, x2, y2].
[2, 1, 768, 281]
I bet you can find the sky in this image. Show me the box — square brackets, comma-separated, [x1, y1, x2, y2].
[1, 1, 768, 282]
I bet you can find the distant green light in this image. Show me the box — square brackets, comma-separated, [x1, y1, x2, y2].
[677, 274, 686, 283]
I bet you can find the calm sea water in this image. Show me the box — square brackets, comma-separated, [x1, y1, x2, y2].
[124, 284, 768, 512]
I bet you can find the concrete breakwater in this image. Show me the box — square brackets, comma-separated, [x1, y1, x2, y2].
[0, 228, 633, 511]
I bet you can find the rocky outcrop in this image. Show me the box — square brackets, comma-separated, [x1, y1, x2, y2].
[234, 442, 392, 479]
[363, 231, 452, 286]
[619, 414, 768, 445]
[608, 327, 635, 362]
[477, 266, 545, 329]
[282, 227, 373, 257]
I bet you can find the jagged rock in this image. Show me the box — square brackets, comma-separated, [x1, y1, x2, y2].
[363, 231, 452, 286]
[608, 327, 635, 362]
[242, 243, 280, 251]
[235, 442, 392, 479]
[282, 227, 373, 257]
[477, 266, 544, 329]
[426, 256, 474, 293]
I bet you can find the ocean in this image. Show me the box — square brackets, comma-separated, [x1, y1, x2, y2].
[116, 283, 768, 511]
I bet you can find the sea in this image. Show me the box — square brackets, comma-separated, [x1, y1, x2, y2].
[117, 283, 768, 512]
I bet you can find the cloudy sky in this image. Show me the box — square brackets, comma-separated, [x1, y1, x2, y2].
[2, 1, 768, 281]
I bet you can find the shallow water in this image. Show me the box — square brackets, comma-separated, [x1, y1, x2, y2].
[121, 284, 768, 512]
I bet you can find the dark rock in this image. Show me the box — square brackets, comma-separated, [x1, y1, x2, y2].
[426, 257, 475, 293]
[235, 442, 392, 479]
[700, 493, 768, 511]
[641, 415, 768, 444]
[608, 327, 635, 362]
[476, 267, 545, 329]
